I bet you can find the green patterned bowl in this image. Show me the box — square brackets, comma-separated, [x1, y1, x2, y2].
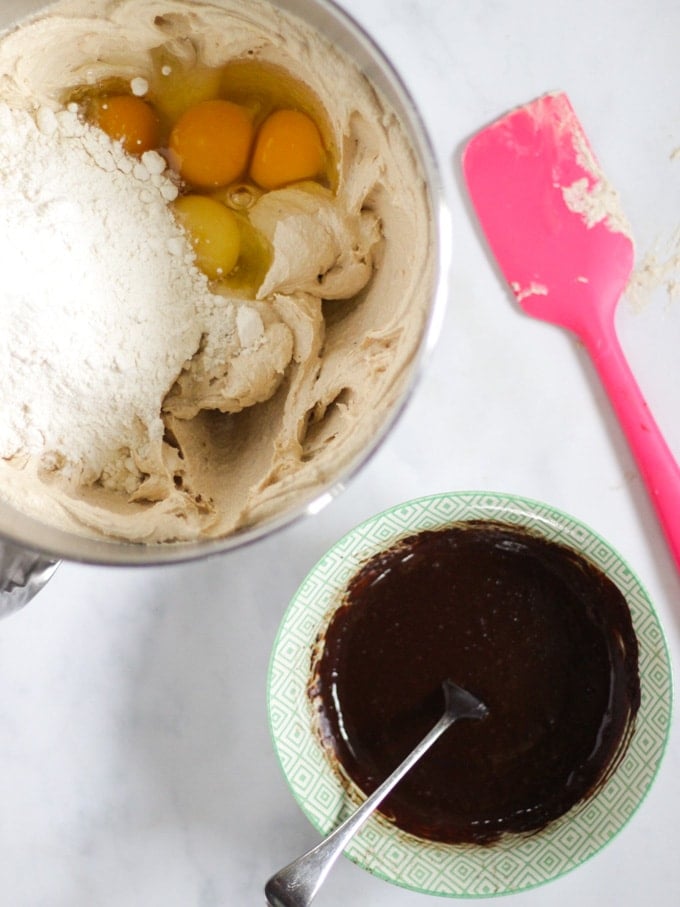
[267, 491, 672, 898]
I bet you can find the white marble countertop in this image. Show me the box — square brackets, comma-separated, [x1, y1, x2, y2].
[1, 0, 679, 904]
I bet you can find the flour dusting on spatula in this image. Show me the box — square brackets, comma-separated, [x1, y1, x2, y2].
[462, 91, 680, 573]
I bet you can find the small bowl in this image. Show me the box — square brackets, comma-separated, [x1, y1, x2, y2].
[267, 491, 672, 898]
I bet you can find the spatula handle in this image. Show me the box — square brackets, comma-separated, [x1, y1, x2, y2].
[585, 329, 680, 572]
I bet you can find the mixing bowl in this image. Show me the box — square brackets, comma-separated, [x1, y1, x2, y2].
[0, 0, 449, 570]
[268, 491, 672, 897]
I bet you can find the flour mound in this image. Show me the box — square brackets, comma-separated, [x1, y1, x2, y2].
[0, 102, 208, 492]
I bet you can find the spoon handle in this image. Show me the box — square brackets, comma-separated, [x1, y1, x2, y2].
[264, 710, 455, 907]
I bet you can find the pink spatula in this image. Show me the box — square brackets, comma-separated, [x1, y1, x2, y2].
[462, 91, 680, 571]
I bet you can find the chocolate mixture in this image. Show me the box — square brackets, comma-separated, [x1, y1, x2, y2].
[310, 521, 640, 845]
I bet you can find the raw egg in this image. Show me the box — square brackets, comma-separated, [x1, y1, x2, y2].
[173, 194, 241, 280]
[250, 108, 325, 190]
[152, 58, 222, 121]
[90, 95, 160, 155]
[169, 99, 253, 188]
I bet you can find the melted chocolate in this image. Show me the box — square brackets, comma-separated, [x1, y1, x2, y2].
[310, 521, 640, 845]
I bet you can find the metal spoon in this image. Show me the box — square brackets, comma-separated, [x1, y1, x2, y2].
[265, 679, 488, 907]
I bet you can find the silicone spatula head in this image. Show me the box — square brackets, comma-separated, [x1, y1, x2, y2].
[461, 92, 634, 344]
[462, 94, 680, 576]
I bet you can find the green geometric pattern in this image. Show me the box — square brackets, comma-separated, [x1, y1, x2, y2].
[267, 491, 672, 897]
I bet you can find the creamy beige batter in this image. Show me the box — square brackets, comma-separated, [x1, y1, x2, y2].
[0, 0, 436, 544]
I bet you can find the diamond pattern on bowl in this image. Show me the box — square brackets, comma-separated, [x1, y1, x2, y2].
[267, 491, 672, 897]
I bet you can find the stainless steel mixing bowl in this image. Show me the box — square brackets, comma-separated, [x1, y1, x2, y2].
[0, 0, 450, 589]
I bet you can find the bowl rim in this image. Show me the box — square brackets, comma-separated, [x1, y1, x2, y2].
[267, 489, 673, 898]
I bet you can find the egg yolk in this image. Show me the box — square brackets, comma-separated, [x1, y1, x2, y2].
[90, 95, 160, 155]
[250, 108, 325, 190]
[169, 99, 253, 189]
[152, 62, 222, 122]
[173, 194, 241, 280]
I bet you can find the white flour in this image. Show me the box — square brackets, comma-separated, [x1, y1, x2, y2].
[0, 102, 213, 492]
